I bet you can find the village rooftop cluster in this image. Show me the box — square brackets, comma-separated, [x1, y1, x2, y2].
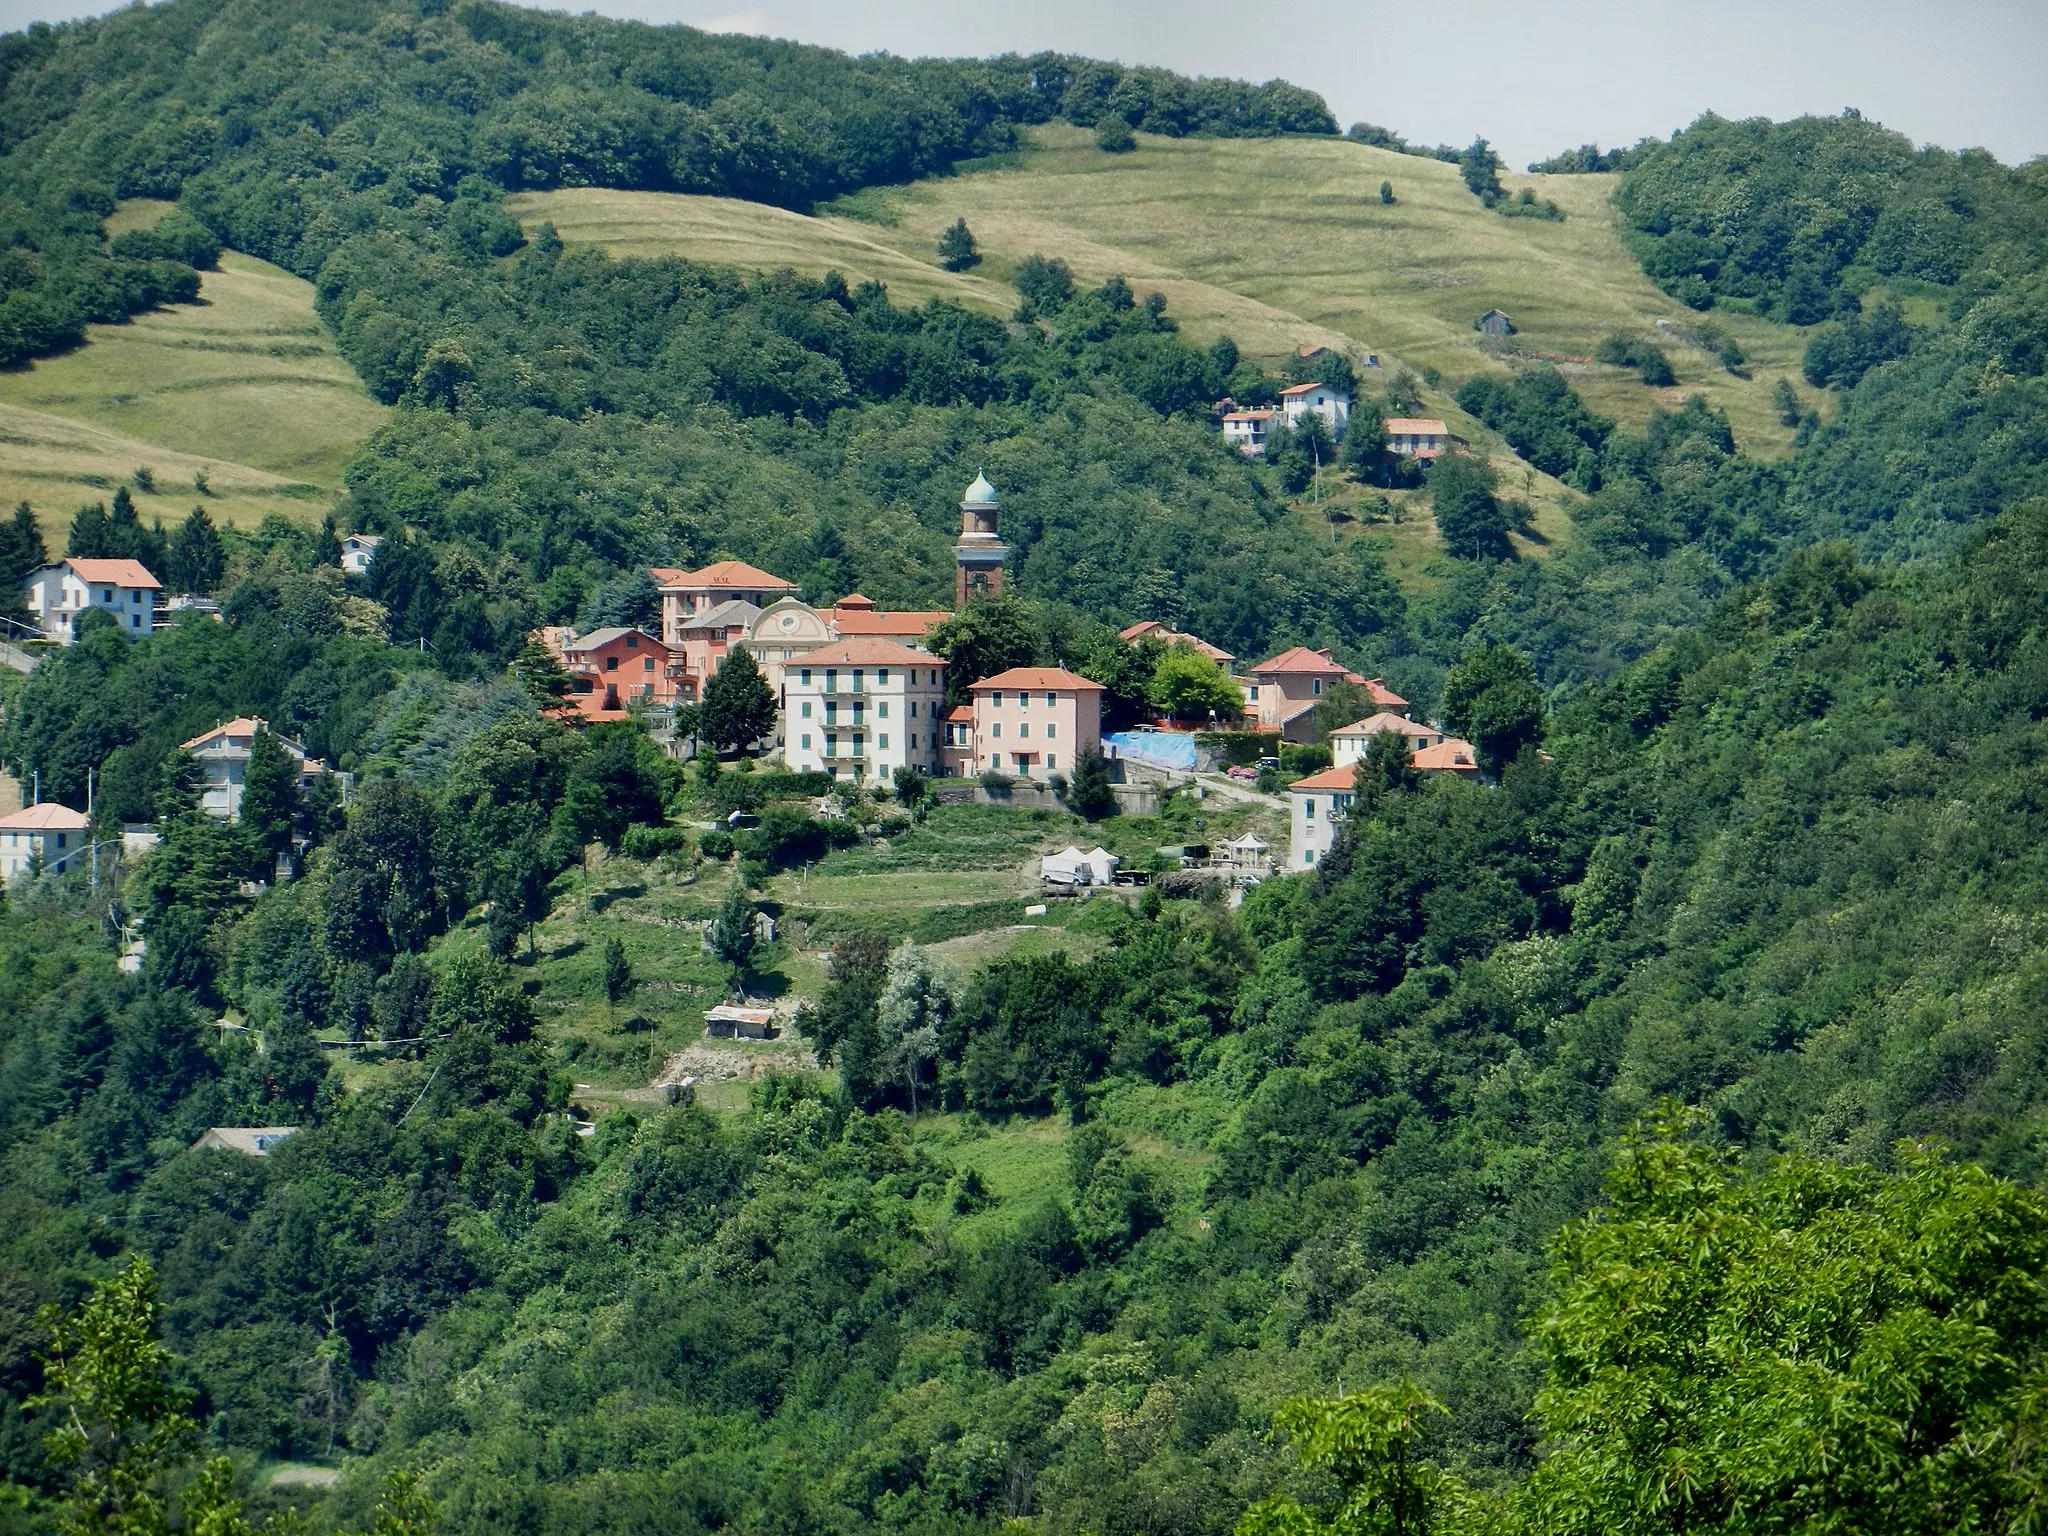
[4, 473, 1479, 880]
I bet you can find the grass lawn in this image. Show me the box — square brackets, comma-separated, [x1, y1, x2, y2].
[906, 1110, 1216, 1244]
[512, 124, 1817, 477]
[0, 223, 386, 542]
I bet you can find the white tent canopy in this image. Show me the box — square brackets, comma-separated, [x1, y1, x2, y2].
[1042, 846, 1120, 885]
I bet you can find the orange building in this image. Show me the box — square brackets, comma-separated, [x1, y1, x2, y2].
[562, 628, 682, 719]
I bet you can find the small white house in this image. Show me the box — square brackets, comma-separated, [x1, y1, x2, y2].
[1222, 408, 1279, 456]
[0, 802, 93, 880]
[339, 534, 384, 577]
[1287, 764, 1356, 870]
[23, 558, 163, 642]
[1331, 712, 1443, 766]
[781, 640, 947, 782]
[1042, 846, 1119, 886]
[1279, 382, 1350, 439]
[180, 718, 344, 821]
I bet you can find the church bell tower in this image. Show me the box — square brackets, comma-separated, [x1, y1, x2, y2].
[953, 469, 1008, 608]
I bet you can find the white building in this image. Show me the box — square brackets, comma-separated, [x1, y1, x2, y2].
[1331, 711, 1443, 767]
[781, 640, 946, 782]
[0, 802, 93, 879]
[339, 534, 384, 577]
[1221, 407, 1279, 456]
[1287, 763, 1356, 870]
[1279, 382, 1350, 438]
[23, 558, 163, 642]
[180, 717, 344, 821]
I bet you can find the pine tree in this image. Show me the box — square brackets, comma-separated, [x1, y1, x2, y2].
[67, 501, 112, 559]
[699, 646, 777, 753]
[106, 486, 142, 556]
[709, 881, 756, 984]
[0, 501, 47, 619]
[602, 936, 635, 1014]
[936, 218, 980, 272]
[238, 727, 302, 872]
[312, 513, 342, 569]
[166, 506, 224, 594]
[1067, 746, 1117, 820]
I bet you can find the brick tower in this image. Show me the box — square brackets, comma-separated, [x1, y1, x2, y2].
[953, 468, 1008, 608]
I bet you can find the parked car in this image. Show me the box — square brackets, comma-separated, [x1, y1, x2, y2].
[1255, 756, 1280, 772]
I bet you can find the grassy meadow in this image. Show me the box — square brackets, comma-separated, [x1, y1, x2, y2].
[0, 214, 386, 543]
[513, 123, 1816, 471]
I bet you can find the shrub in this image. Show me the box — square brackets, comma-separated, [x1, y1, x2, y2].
[1279, 742, 1332, 775]
[1095, 115, 1136, 153]
[698, 828, 735, 860]
[619, 824, 689, 860]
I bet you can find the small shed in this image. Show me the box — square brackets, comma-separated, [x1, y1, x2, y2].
[192, 1126, 298, 1156]
[705, 1004, 776, 1039]
[1476, 309, 1515, 337]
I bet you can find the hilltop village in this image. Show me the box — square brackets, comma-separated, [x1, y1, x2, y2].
[8, 470, 1479, 887]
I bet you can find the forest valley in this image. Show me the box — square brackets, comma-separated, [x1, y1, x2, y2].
[1, 2, 2047, 1534]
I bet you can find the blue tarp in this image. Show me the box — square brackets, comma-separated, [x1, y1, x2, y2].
[1104, 731, 1200, 772]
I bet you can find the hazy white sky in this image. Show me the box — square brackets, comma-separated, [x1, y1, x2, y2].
[4, 0, 2044, 168]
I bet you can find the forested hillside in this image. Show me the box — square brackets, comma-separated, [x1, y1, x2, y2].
[1, 3, 2047, 1534]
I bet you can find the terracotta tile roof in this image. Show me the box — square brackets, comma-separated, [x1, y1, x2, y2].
[1287, 765, 1358, 792]
[1279, 382, 1336, 396]
[1365, 678, 1409, 709]
[565, 627, 667, 654]
[648, 566, 690, 584]
[181, 717, 268, 750]
[834, 593, 875, 609]
[1120, 621, 1235, 664]
[1222, 409, 1277, 422]
[1253, 645, 1356, 676]
[1384, 418, 1450, 436]
[944, 704, 975, 722]
[658, 560, 795, 591]
[64, 557, 161, 589]
[801, 639, 940, 667]
[971, 666, 1107, 693]
[830, 606, 950, 638]
[0, 802, 91, 830]
[1332, 711, 1435, 739]
[1413, 738, 1481, 773]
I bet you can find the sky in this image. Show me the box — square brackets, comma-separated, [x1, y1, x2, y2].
[3, 0, 2044, 169]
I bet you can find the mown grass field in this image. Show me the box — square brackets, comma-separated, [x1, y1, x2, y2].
[513, 124, 1816, 474]
[0, 211, 386, 543]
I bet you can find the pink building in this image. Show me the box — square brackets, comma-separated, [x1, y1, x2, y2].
[968, 667, 1105, 781]
[1242, 647, 1408, 742]
[653, 561, 795, 645]
[669, 600, 761, 699]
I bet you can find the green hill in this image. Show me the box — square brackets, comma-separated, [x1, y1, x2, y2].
[514, 124, 1814, 457]
[0, 218, 386, 543]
